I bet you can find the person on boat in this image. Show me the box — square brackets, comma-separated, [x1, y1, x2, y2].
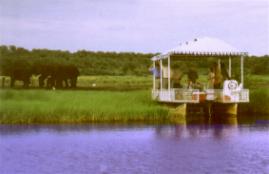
[171, 64, 184, 88]
[187, 68, 199, 89]
[149, 61, 160, 78]
[213, 62, 223, 89]
[207, 67, 215, 89]
[149, 61, 160, 88]
[221, 62, 230, 80]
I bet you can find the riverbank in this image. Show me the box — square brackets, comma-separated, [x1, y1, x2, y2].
[0, 89, 170, 124]
[0, 88, 269, 124]
[1, 74, 269, 124]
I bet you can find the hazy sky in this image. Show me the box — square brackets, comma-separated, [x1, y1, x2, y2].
[0, 0, 268, 55]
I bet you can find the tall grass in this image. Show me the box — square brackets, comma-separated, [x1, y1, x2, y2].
[239, 88, 269, 115]
[238, 75, 269, 114]
[0, 74, 268, 124]
[0, 89, 169, 124]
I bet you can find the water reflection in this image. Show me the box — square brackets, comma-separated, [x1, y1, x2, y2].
[1, 115, 269, 174]
[0, 124, 153, 136]
[154, 114, 269, 140]
[0, 114, 268, 138]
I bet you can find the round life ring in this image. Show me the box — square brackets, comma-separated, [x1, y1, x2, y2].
[228, 81, 238, 90]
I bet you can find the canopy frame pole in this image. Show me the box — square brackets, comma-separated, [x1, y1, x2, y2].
[168, 55, 171, 91]
[153, 61, 156, 92]
[229, 56, 232, 78]
[160, 59, 163, 90]
[241, 55, 244, 88]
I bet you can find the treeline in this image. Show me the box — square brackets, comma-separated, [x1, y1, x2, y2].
[0, 45, 268, 77]
[0, 45, 153, 76]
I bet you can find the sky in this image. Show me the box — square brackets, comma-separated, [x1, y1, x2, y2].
[0, 0, 268, 55]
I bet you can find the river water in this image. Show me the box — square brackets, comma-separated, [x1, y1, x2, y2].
[0, 115, 269, 174]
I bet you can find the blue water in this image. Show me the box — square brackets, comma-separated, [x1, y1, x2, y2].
[0, 120, 269, 174]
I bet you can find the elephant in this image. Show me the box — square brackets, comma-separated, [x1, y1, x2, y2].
[64, 65, 79, 88]
[32, 64, 54, 88]
[9, 67, 32, 88]
[34, 64, 79, 89]
[2, 59, 33, 88]
[5, 61, 79, 89]
[48, 64, 79, 89]
[47, 65, 68, 88]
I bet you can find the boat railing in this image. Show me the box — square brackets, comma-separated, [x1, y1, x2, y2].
[152, 89, 200, 103]
[153, 88, 249, 103]
[211, 89, 249, 103]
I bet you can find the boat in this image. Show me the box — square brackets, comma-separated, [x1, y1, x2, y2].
[151, 37, 249, 117]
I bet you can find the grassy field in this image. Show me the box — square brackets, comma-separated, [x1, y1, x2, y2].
[0, 89, 173, 124]
[245, 75, 269, 89]
[1, 74, 268, 90]
[0, 75, 268, 124]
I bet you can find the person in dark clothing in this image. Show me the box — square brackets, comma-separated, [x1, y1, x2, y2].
[213, 62, 222, 89]
[221, 62, 230, 80]
[187, 68, 199, 89]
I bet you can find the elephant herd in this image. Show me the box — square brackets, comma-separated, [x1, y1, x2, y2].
[9, 64, 79, 89]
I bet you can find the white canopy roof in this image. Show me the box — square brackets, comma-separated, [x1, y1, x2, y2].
[152, 37, 247, 60]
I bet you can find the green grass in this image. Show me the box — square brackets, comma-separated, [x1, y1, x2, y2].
[1, 74, 268, 90]
[250, 88, 269, 114]
[0, 75, 268, 124]
[0, 89, 170, 124]
[238, 74, 269, 114]
[77, 75, 152, 90]
[245, 75, 269, 89]
[239, 87, 269, 115]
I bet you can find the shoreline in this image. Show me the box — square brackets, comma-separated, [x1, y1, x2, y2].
[0, 88, 268, 124]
